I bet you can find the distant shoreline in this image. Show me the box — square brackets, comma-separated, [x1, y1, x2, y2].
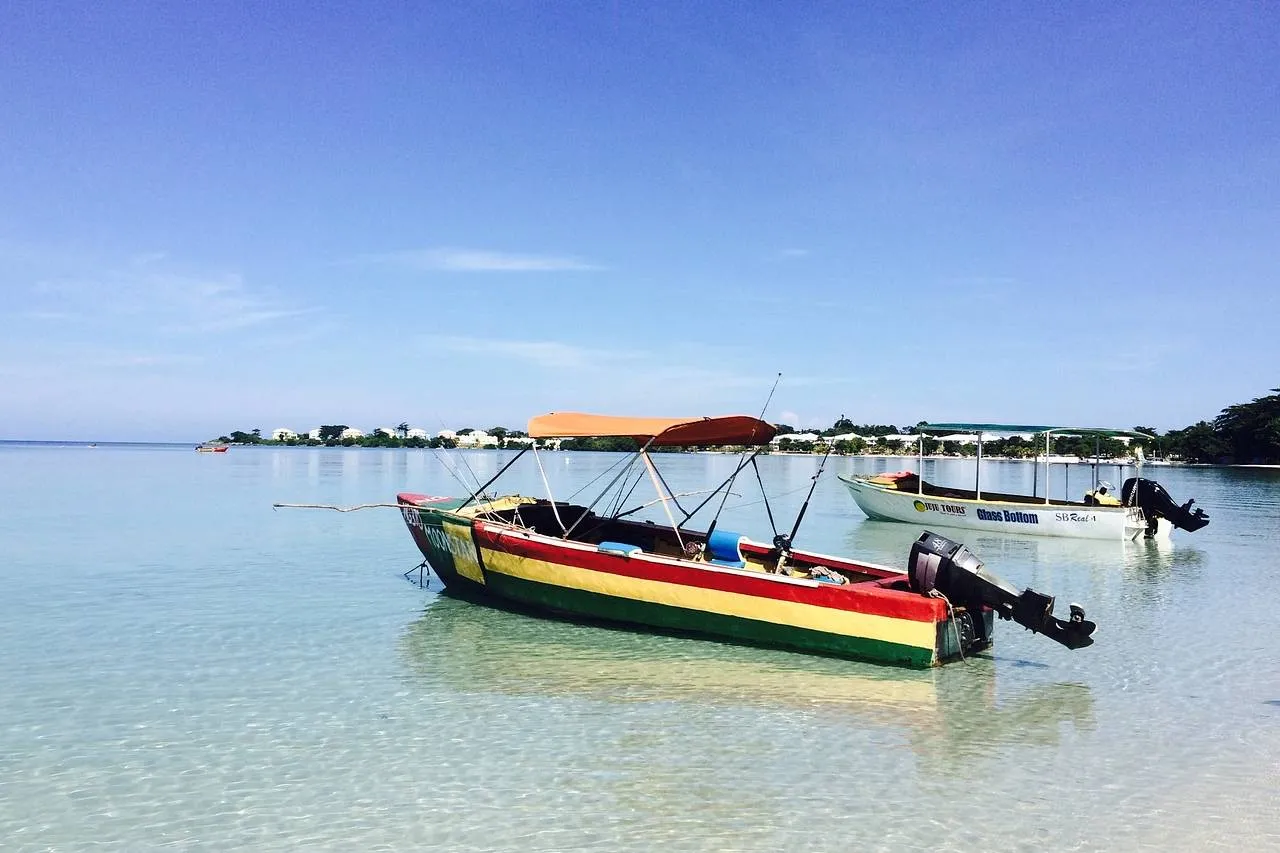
[4, 439, 1277, 468]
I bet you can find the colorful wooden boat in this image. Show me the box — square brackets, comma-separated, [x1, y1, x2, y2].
[196, 444, 229, 453]
[397, 412, 1095, 668]
[840, 423, 1209, 540]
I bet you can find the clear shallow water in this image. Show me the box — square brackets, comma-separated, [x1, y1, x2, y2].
[2, 446, 1278, 852]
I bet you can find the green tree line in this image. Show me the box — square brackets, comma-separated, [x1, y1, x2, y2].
[1158, 388, 1280, 463]
[208, 388, 1279, 463]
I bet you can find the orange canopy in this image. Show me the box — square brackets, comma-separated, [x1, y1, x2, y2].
[527, 412, 777, 447]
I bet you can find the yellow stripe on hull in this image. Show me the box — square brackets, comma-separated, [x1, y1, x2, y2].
[443, 519, 486, 584]
[478, 546, 937, 652]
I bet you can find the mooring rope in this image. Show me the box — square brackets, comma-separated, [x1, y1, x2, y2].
[929, 589, 970, 665]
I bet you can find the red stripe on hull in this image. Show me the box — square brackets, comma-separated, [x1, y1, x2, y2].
[473, 523, 945, 623]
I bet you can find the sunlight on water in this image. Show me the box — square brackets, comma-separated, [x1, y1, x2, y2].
[1, 446, 1278, 851]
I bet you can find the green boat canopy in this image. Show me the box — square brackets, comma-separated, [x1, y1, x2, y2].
[918, 423, 1155, 440]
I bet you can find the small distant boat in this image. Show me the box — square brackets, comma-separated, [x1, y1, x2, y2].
[396, 412, 1096, 668]
[196, 444, 229, 453]
[840, 423, 1209, 540]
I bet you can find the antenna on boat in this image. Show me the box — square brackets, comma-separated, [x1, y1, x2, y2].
[773, 415, 839, 569]
[705, 372, 781, 541]
[456, 447, 531, 512]
[425, 416, 495, 504]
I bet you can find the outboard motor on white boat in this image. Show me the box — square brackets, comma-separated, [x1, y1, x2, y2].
[908, 531, 1096, 651]
[1121, 477, 1209, 536]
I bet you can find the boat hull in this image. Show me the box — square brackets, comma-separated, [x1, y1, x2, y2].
[398, 496, 988, 669]
[840, 475, 1166, 540]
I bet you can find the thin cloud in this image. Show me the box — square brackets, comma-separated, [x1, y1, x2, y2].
[14, 310, 84, 321]
[90, 352, 203, 368]
[32, 269, 315, 337]
[423, 335, 638, 369]
[0, 348, 201, 378]
[741, 292, 842, 310]
[366, 247, 604, 272]
[1071, 344, 1173, 374]
[168, 307, 320, 334]
[778, 248, 810, 258]
[419, 336, 807, 411]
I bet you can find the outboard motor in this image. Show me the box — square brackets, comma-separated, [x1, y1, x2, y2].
[1121, 477, 1209, 536]
[908, 531, 1096, 651]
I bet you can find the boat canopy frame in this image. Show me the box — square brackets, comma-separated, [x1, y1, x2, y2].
[899, 422, 1155, 505]
[455, 412, 793, 552]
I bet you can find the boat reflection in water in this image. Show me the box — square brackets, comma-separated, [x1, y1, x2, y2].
[955, 528, 1203, 582]
[847, 518, 1201, 582]
[399, 595, 1094, 765]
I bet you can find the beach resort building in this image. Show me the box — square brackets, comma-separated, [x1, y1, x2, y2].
[456, 430, 499, 448]
[340, 427, 365, 440]
[406, 428, 430, 439]
[272, 428, 298, 441]
[771, 432, 821, 446]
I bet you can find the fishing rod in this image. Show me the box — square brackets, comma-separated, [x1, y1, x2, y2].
[456, 447, 530, 511]
[773, 415, 840, 568]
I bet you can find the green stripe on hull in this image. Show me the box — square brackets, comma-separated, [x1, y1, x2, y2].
[480, 571, 938, 669]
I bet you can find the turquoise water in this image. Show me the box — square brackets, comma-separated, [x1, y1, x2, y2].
[2, 446, 1278, 851]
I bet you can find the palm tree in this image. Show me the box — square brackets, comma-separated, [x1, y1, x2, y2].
[397, 422, 410, 439]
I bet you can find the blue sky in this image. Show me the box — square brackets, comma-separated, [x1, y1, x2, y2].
[2, 2, 1277, 440]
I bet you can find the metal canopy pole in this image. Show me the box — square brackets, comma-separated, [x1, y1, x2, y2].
[562, 438, 655, 539]
[918, 434, 924, 494]
[1093, 436, 1100, 492]
[641, 450, 683, 552]
[975, 433, 983, 501]
[1044, 431, 1052, 504]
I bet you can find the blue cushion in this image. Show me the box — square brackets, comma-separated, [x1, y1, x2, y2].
[598, 541, 641, 556]
[706, 529, 745, 568]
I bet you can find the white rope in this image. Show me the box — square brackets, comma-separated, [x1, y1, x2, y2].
[532, 445, 566, 532]
[272, 502, 410, 512]
[929, 589, 971, 665]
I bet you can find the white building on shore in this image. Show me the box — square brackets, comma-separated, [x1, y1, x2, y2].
[771, 432, 821, 445]
[272, 428, 298, 441]
[456, 430, 499, 448]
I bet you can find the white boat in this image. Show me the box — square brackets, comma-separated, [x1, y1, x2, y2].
[839, 423, 1209, 541]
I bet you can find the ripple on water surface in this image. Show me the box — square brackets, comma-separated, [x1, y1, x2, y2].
[1, 447, 1278, 851]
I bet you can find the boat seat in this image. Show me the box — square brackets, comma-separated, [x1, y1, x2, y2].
[705, 529, 746, 568]
[597, 541, 642, 557]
